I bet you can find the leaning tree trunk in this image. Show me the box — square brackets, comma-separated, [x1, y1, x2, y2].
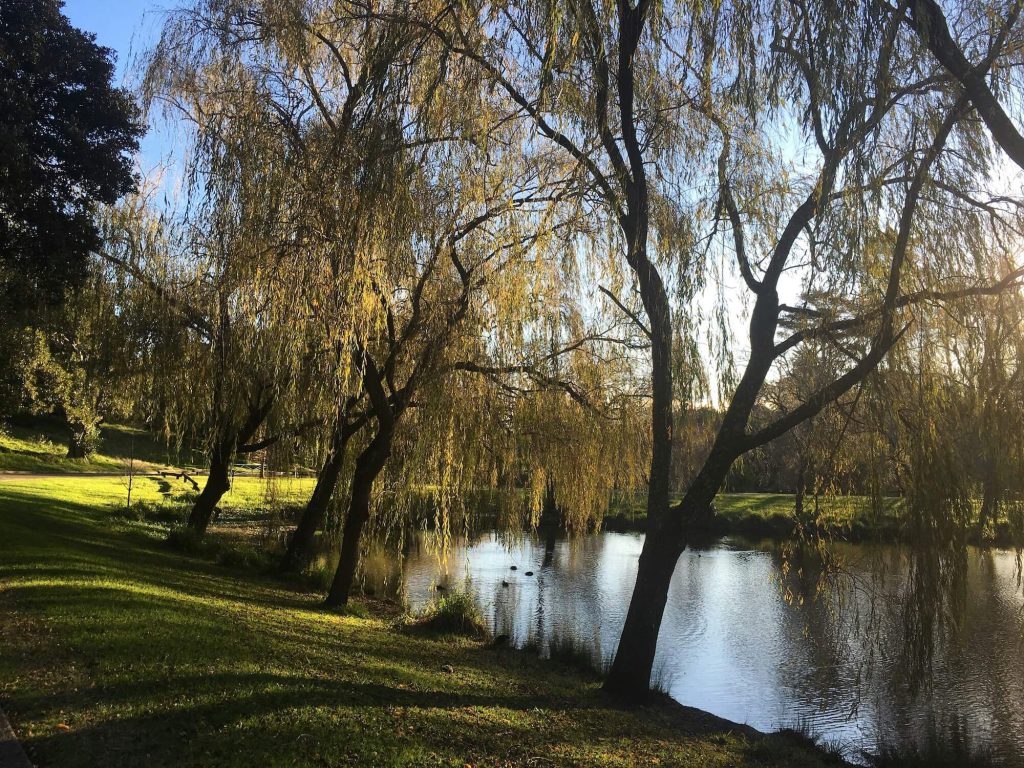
[187, 441, 232, 536]
[603, 533, 684, 700]
[599, 3, 677, 694]
[324, 428, 393, 607]
[603, 444, 727, 701]
[281, 415, 349, 573]
[603, 275, 677, 701]
[187, 392, 276, 539]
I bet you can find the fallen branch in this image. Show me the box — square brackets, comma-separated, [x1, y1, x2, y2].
[159, 470, 201, 492]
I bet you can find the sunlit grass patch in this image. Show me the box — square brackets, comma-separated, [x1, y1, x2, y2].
[0, 419, 187, 473]
[0, 474, 847, 767]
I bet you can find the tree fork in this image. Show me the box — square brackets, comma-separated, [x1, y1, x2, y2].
[187, 392, 275, 539]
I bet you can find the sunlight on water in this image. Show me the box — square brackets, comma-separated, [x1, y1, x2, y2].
[389, 531, 1024, 763]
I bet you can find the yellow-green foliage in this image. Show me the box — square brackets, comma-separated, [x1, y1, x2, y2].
[408, 589, 487, 638]
[138, 0, 657, 567]
[0, 475, 842, 768]
[0, 421, 183, 474]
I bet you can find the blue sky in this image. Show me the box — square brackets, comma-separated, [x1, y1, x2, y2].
[64, 0, 159, 81]
[64, 0, 167, 169]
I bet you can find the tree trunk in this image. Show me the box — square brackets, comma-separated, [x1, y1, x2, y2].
[324, 428, 393, 607]
[324, 470, 374, 607]
[187, 443, 231, 537]
[604, 453, 725, 701]
[187, 392, 275, 539]
[978, 463, 1001, 536]
[539, 480, 561, 528]
[282, 415, 348, 573]
[603, 533, 684, 701]
[601, 247, 677, 701]
[66, 418, 99, 459]
[602, 319, 680, 700]
[67, 425, 89, 459]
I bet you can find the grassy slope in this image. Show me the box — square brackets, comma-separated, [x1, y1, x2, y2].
[0, 476, 843, 768]
[0, 419, 191, 474]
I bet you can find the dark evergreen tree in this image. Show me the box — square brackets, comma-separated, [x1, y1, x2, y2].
[0, 0, 143, 312]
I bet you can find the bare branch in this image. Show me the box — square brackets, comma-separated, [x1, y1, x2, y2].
[599, 285, 651, 339]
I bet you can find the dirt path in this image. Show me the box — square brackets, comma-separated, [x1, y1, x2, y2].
[0, 472, 174, 480]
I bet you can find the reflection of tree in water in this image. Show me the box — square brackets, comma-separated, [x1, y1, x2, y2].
[401, 526, 1024, 760]
[761, 539, 869, 743]
[777, 535, 1024, 759]
[542, 526, 557, 569]
[491, 578, 522, 641]
[509, 532, 611, 664]
[962, 551, 1024, 760]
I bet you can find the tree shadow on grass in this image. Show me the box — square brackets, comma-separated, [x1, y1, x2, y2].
[16, 667, 782, 768]
[1, 482, 843, 768]
[1, 485, 318, 611]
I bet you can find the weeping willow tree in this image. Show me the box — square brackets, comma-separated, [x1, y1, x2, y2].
[939, 292, 1024, 540]
[141, 0, 435, 565]
[907, 0, 1024, 171]
[105, 30, 329, 536]
[107, 189, 310, 535]
[318, 113, 651, 607]
[395, 0, 1024, 700]
[852, 278, 1024, 678]
[136, 0, 649, 598]
[120, 0, 1024, 692]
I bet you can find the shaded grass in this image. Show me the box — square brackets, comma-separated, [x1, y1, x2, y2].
[0, 417, 191, 474]
[0, 475, 847, 767]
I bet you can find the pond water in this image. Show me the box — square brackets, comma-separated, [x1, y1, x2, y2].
[374, 530, 1024, 764]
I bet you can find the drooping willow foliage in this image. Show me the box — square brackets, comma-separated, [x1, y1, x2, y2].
[80, 0, 1024, 691]
[123, 0, 653, 558]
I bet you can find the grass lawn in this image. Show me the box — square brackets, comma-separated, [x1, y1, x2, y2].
[0, 475, 845, 767]
[0, 418, 194, 474]
[605, 491, 903, 540]
[714, 493, 901, 529]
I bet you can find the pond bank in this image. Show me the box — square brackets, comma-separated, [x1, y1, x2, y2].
[0, 475, 847, 767]
[596, 493, 1023, 548]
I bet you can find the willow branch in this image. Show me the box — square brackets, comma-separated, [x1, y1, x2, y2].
[598, 285, 651, 339]
[907, 0, 1024, 170]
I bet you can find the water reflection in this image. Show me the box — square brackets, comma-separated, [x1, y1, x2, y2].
[379, 531, 1024, 762]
